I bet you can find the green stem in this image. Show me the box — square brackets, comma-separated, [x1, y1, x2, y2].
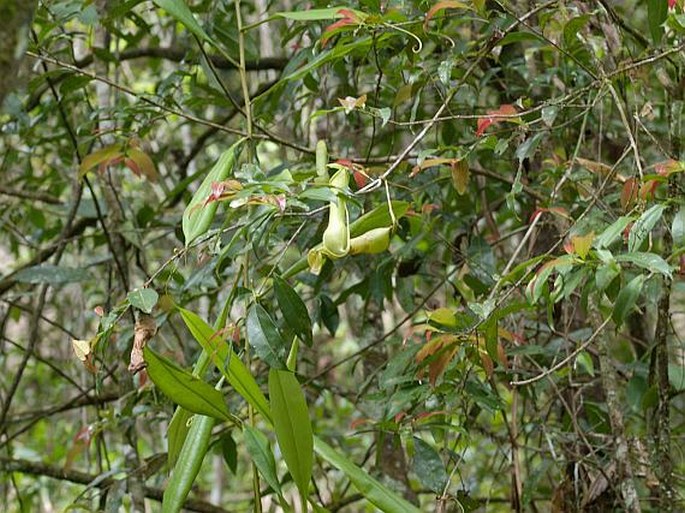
[235, 0, 253, 138]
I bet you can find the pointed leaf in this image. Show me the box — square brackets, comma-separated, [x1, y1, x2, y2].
[143, 347, 234, 423]
[153, 0, 211, 42]
[616, 252, 672, 278]
[178, 312, 422, 513]
[612, 275, 645, 327]
[243, 426, 282, 495]
[595, 216, 632, 249]
[163, 414, 215, 513]
[274, 276, 313, 347]
[628, 204, 665, 252]
[218, 431, 238, 474]
[648, 0, 668, 44]
[127, 288, 158, 314]
[247, 304, 287, 369]
[269, 369, 313, 498]
[79, 144, 124, 176]
[313, 437, 422, 513]
[179, 308, 271, 421]
[126, 147, 158, 181]
[412, 437, 448, 493]
[424, 1, 470, 29]
[182, 139, 245, 245]
[275, 7, 366, 21]
[167, 408, 193, 467]
[14, 265, 92, 285]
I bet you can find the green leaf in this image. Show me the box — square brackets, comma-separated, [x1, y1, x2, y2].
[275, 7, 365, 21]
[612, 274, 645, 327]
[182, 139, 245, 245]
[179, 314, 420, 513]
[143, 346, 235, 423]
[412, 437, 448, 493]
[13, 265, 92, 285]
[79, 144, 124, 176]
[127, 288, 158, 314]
[167, 407, 193, 468]
[218, 431, 238, 474]
[274, 275, 313, 347]
[313, 438, 423, 513]
[179, 308, 272, 421]
[595, 261, 620, 292]
[163, 414, 215, 513]
[281, 36, 383, 83]
[153, 0, 212, 42]
[515, 133, 543, 162]
[595, 216, 632, 249]
[246, 304, 287, 369]
[269, 369, 313, 498]
[243, 426, 282, 496]
[318, 294, 339, 336]
[616, 252, 672, 278]
[648, 0, 668, 44]
[628, 204, 665, 252]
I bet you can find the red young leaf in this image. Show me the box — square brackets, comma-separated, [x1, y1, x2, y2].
[669, 0, 677, 9]
[476, 104, 518, 137]
[321, 9, 364, 46]
[639, 179, 659, 200]
[424, 1, 470, 30]
[621, 178, 639, 210]
[353, 170, 369, 188]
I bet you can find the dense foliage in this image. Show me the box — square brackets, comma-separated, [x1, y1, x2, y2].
[0, 0, 684, 511]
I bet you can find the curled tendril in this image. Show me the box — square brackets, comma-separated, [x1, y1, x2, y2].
[384, 23, 423, 53]
[430, 31, 456, 48]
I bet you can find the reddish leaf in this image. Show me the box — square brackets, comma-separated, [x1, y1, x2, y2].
[669, 0, 677, 9]
[416, 334, 460, 386]
[126, 147, 158, 181]
[621, 178, 639, 211]
[322, 9, 365, 46]
[475, 104, 518, 137]
[654, 159, 685, 176]
[639, 179, 659, 200]
[424, 1, 470, 30]
[353, 170, 369, 188]
[79, 144, 124, 176]
[203, 179, 243, 206]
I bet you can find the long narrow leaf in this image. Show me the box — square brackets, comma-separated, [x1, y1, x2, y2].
[179, 308, 272, 421]
[153, 0, 212, 42]
[274, 276, 313, 347]
[269, 369, 313, 498]
[163, 414, 215, 513]
[243, 425, 283, 496]
[182, 139, 245, 245]
[179, 310, 419, 512]
[144, 347, 235, 423]
[313, 437, 422, 513]
[246, 304, 287, 369]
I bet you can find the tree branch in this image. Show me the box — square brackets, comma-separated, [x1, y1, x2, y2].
[0, 457, 233, 513]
